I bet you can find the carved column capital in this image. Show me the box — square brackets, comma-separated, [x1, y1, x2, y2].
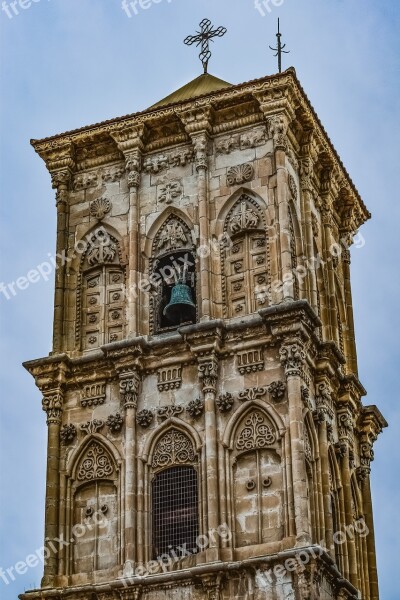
[279, 340, 306, 377]
[300, 156, 314, 191]
[119, 371, 141, 409]
[198, 354, 219, 394]
[50, 168, 73, 206]
[315, 380, 334, 421]
[192, 132, 210, 172]
[268, 113, 289, 151]
[110, 125, 146, 189]
[42, 390, 64, 425]
[125, 149, 142, 189]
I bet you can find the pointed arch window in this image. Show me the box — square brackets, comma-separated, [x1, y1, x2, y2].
[151, 429, 199, 559]
[222, 195, 269, 317]
[78, 228, 125, 350]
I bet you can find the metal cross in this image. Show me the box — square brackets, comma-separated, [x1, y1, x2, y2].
[184, 18, 227, 74]
[269, 19, 290, 74]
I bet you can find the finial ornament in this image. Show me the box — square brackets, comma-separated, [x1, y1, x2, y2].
[184, 18, 227, 74]
[269, 18, 290, 74]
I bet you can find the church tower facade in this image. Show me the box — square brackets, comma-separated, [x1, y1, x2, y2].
[21, 67, 386, 600]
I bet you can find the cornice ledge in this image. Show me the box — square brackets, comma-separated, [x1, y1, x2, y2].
[23, 353, 72, 376]
[259, 300, 321, 339]
[179, 319, 225, 356]
[358, 404, 388, 434]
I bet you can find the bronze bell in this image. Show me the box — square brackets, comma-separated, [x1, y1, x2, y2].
[163, 282, 196, 325]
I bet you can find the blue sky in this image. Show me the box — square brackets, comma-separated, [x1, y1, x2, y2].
[0, 1, 399, 598]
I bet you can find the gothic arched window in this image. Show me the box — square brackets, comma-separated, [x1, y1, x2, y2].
[72, 441, 119, 574]
[149, 215, 197, 333]
[78, 228, 125, 350]
[222, 195, 268, 317]
[151, 429, 199, 559]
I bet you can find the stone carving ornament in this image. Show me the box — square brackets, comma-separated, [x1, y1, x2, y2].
[267, 380, 286, 402]
[77, 442, 114, 481]
[187, 398, 204, 419]
[152, 429, 196, 470]
[60, 423, 77, 444]
[157, 405, 184, 420]
[158, 180, 182, 204]
[229, 201, 259, 234]
[80, 420, 104, 436]
[236, 412, 276, 452]
[89, 198, 112, 220]
[106, 413, 124, 433]
[136, 409, 154, 428]
[87, 231, 117, 266]
[216, 392, 234, 413]
[226, 163, 254, 186]
[156, 218, 189, 253]
[238, 387, 267, 403]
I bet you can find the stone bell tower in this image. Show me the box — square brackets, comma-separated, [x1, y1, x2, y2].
[21, 58, 386, 600]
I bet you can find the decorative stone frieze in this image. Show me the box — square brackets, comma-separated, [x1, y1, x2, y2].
[80, 381, 106, 407]
[236, 348, 264, 374]
[157, 366, 182, 391]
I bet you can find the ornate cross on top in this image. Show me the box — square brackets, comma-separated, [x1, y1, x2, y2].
[184, 18, 227, 74]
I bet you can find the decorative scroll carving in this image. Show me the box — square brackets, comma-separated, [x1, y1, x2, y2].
[136, 409, 154, 428]
[187, 398, 204, 419]
[267, 381, 286, 402]
[315, 381, 334, 420]
[157, 366, 182, 391]
[216, 392, 234, 413]
[227, 163, 254, 186]
[304, 427, 312, 462]
[152, 429, 196, 470]
[215, 127, 267, 155]
[198, 356, 219, 394]
[236, 412, 276, 452]
[158, 180, 182, 204]
[74, 172, 98, 191]
[301, 386, 312, 410]
[228, 200, 259, 234]
[77, 442, 114, 481]
[238, 387, 267, 403]
[60, 424, 77, 444]
[89, 198, 112, 220]
[80, 420, 104, 436]
[42, 392, 63, 424]
[157, 405, 184, 420]
[236, 348, 264, 375]
[279, 341, 306, 377]
[81, 382, 106, 407]
[106, 413, 124, 433]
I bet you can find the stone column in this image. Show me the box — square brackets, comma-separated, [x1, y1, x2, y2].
[178, 107, 213, 320]
[111, 126, 145, 337]
[318, 168, 339, 343]
[120, 370, 141, 574]
[198, 353, 220, 561]
[341, 244, 358, 374]
[51, 169, 72, 353]
[269, 114, 294, 303]
[279, 339, 311, 544]
[337, 407, 358, 588]
[357, 467, 376, 600]
[41, 389, 64, 587]
[299, 155, 319, 314]
[314, 381, 334, 555]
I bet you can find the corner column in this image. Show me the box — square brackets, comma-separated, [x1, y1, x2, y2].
[198, 353, 220, 561]
[119, 369, 141, 574]
[280, 339, 311, 544]
[299, 154, 319, 314]
[50, 168, 73, 353]
[41, 388, 64, 586]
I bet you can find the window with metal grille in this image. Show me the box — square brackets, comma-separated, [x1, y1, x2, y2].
[152, 466, 199, 559]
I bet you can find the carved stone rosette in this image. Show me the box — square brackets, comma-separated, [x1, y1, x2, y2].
[198, 356, 219, 394]
[279, 341, 306, 378]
